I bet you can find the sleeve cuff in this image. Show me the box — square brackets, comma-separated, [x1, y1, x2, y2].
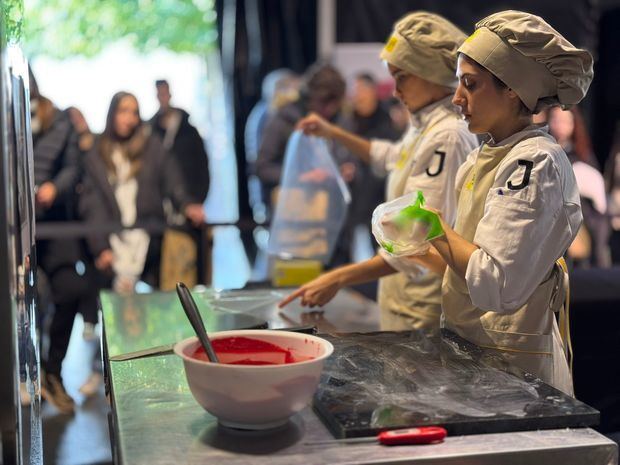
[465, 248, 509, 313]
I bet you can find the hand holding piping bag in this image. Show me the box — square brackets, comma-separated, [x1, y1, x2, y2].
[372, 191, 445, 257]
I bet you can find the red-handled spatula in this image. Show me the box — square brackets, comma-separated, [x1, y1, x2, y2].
[304, 427, 447, 446]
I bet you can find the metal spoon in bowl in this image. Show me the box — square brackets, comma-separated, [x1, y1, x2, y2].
[176, 282, 220, 363]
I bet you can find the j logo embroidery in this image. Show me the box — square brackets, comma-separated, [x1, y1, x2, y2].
[507, 160, 534, 190]
[426, 150, 446, 177]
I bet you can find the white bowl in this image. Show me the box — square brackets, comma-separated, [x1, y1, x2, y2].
[174, 330, 334, 430]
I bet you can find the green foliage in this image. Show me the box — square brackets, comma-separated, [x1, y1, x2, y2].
[3, 0, 24, 44]
[23, 0, 217, 58]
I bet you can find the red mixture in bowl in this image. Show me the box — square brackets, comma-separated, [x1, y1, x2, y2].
[190, 336, 314, 365]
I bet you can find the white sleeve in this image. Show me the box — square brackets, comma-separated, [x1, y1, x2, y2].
[465, 148, 582, 313]
[402, 129, 475, 226]
[369, 138, 402, 177]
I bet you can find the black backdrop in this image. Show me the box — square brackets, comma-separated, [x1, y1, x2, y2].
[215, 0, 619, 220]
[594, 6, 620, 172]
[335, 0, 598, 49]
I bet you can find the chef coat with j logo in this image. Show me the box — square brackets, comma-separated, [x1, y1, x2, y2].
[442, 124, 581, 394]
[368, 96, 478, 331]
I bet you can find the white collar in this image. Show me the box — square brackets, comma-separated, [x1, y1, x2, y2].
[487, 123, 551, 147]
[409, 95, 456, 130]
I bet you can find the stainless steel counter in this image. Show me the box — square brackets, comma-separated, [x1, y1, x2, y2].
[101, 288, 618, 465]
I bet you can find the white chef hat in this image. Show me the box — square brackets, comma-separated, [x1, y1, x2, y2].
[458, 10, 594, 112]
[380, 11, 467, 88]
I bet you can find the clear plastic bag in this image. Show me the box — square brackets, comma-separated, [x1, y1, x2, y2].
[372, 191, 443, 257]
[268, 130, 351, 263]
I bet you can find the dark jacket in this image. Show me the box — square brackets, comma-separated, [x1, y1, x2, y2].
[149, 108, 209, 204]
[256, 101, 303, 196]
[33, 108, 81, 222]
[33, 107, 84, 274]
[350, 103, 402, 225]
[78, 131, 190, 258]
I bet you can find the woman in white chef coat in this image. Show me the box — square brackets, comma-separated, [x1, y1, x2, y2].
[279, 12, 478, 331]
[411, 11, 593, 394]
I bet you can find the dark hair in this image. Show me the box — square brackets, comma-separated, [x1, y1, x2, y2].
[605, 121, 620, 192]
[155, 79, 169, 88]
[99, 91, 146, 179]
[355, 72, 377, 86]
[549, 106, 597, 166]
[27, 69, 56, 132]
[103, 91, 141, 140]
[301, 62, 346, 104]
[569, 106, 596, 166]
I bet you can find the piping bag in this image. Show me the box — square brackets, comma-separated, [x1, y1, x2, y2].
[372, 191, 444, 256]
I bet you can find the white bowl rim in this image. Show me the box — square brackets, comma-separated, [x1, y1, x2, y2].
[173, 329, 334, 369]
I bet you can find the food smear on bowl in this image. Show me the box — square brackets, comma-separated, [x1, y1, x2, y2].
[190, 336, 315, 365]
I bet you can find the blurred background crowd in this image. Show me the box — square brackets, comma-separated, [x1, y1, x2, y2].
[2, 0, 620, 463]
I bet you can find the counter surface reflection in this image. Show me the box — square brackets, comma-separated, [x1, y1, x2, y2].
[101, 288, 618, 465]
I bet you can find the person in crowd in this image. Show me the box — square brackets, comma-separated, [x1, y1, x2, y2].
[79, 91, 204, 293]
[280, 12, 478, 332]
[256, 62, 358, 266]
[604, 121, 620, 262]
[347, 72, 402, 249]
[65, 105, 107, 395]
[68, 106, 95, 153]
[548, 106, 611, 268]
[397, 11, 592, 394]
[30, 71, 97, 414]
[245, 68, 299, 222]
[256, 62, 353, 215]
[63, 105, 100, 339]
[149, 80, 209, 286]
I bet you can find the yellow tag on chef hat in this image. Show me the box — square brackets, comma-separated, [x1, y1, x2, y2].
[384, 35, 398, 53]
[464, 28, 481, 44]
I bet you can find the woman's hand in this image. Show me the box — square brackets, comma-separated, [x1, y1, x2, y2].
[114, 275, 136, 294]
[36, 182, 57, 209]
[184, 203, 206, 227]
[296, 112, 334, 138]
[278, 270, 344, 309]
[427, 207, 479, 280]
[339, 162, 356, 182]
[298, 168, 330, 183]
[95, 249, 114, 271]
